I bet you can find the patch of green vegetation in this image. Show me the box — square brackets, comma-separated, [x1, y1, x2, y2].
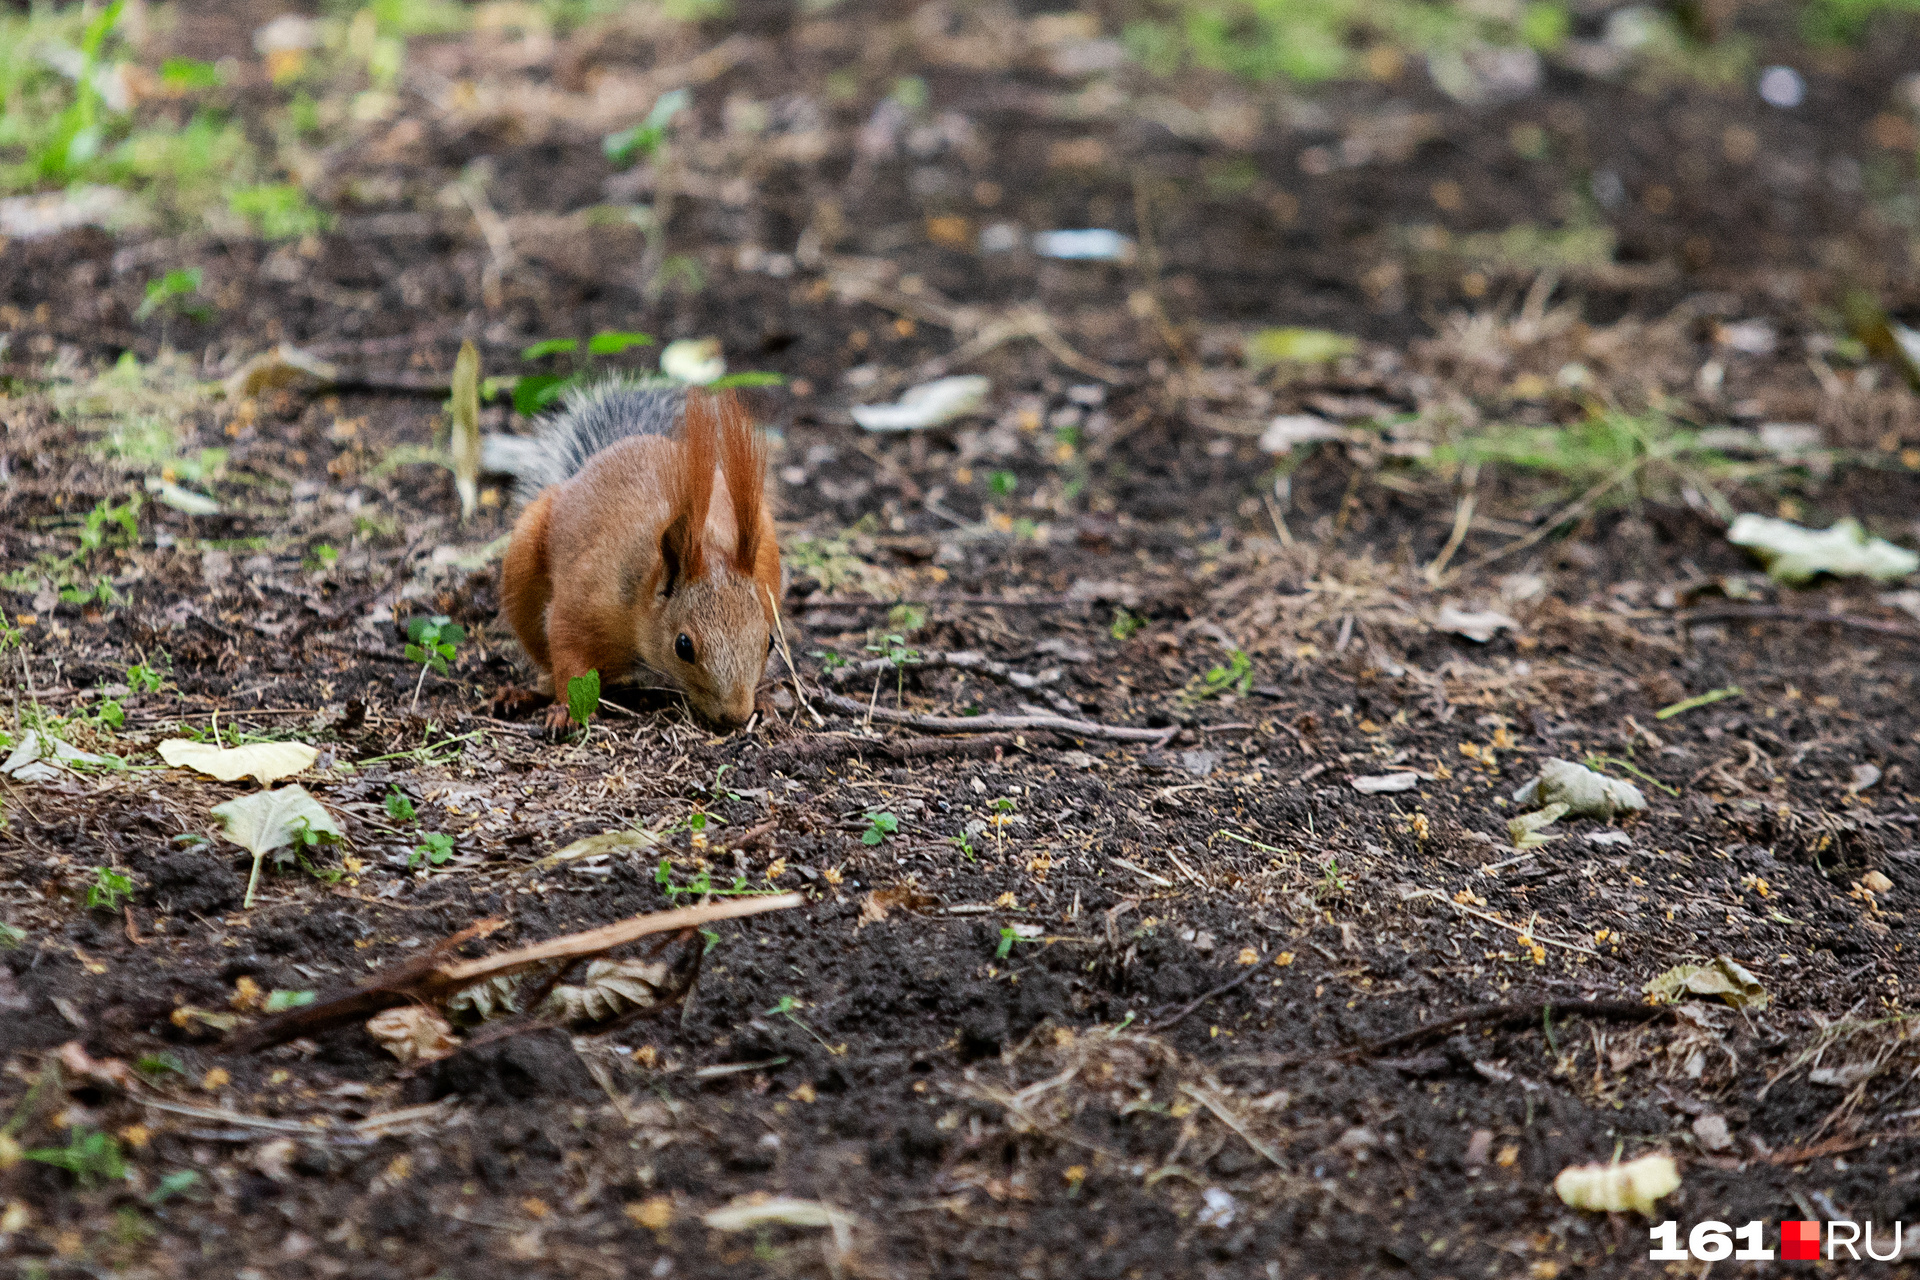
[227, 182, 328, 239]
[1124, 0, 1569, 85]
[25, 1127, 126, 1188]
[655, 859, 779, 900]
[861, 810, 899, 845]
[1110, 608, 1147, 641]
[783, 527, 895, 597]
[512, 331, 658, 415]
[404, 614, 464, 710]
[1, 492, 141, 606]
[1806, 0, 1920, 40]
[1403, 220, 1618, 280]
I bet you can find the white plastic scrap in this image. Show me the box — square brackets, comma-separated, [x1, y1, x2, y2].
[1351, 772, 1420, 794]
[1512, 758, 1646, 820]
[1727, 514, 1919, 585]
[851, 375, 990, 432]
[1258, 414, 1346, 454]
[1031, 229, 1134, 261]
[1434, 604, 1518, 643]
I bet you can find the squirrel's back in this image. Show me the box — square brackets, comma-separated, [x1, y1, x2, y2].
[483, 381, 684, 496]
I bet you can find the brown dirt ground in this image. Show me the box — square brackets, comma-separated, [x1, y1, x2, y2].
[8, 1, 1920, 1277]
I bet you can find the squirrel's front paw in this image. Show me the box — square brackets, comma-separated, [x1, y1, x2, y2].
[538, 703, 577, 739]
[489, 686, 547, 720]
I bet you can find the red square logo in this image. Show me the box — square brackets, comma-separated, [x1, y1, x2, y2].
[1782, 1221, 1821, 1261]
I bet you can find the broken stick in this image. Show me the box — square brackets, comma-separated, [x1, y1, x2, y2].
[229, 894, 805, 1052]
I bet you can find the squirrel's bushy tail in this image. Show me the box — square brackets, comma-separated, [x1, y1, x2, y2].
[481, 380, 684, 497]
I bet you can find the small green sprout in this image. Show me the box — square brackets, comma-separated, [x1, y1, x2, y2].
[604, 88, 689, 167]
[125, 662, 164, 694]
[383, 789, 417, 823]
[567, 669, 601, 730]
[1186, 649, 1254, 702]
[861, 811, 899, 846]
[1110, 609, 1146, 640]
[404, 615, 465, 710]
[146, 1170, 201, 1205]
[87, 867, 132, 911]
[136, 267, 209, 324]
[264, 989, 316, 1013]
[995, 925, 1018, 960]
[988, 470, 1018, 499]
[135, 1052, 184, 1077]
[410, 832, 454, 870]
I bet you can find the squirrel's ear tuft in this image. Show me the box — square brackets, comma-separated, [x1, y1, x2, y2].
[659, 511, 692, 598]
[667, 394, 718, 585]
[709, 389, 768, 574]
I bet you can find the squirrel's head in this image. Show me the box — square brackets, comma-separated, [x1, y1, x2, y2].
[641, 391, 775, 732]
[649, 566, 773, 730]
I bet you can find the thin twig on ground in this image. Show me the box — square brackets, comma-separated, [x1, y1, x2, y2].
[1679, 605, 1920, 642]
[815, 693, 1178, 744]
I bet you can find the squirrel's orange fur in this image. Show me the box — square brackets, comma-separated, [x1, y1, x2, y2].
[500, 390, 780, 732]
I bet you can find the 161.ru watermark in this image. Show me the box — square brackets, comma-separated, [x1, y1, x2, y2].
[1650, 1220, 1904, 1262]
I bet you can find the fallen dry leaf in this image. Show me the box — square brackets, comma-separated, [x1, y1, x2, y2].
[1644, 956, 1769, 1010]
[366, 1006, 459, 1065]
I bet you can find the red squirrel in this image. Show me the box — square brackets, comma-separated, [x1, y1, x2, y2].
[496, 385, 781, 733]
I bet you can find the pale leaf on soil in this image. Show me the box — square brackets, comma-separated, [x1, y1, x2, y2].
[1553, 1153, 1679, 1215]
[851, 375, 990, 431]
[1643, 956, 1769, 1010]
[1511, 758, 1645, 820]
[1, 731, 106, 784]
[1508, 801, 1569, 849]
[1727, 514, 1919, 585]
[223, 344, 338, 400]
[160, 739, 317, 784]
[366, 1006, 459, 1065]
[211, 786, 339, 853]
[1434, 604, 1518, 643]
[1350, 772, 1420, 794]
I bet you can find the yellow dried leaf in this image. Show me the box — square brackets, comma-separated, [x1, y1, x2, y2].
[627, 1197, 674, 1231]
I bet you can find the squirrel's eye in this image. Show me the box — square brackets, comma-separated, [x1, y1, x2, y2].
[675, 633, 695, 663]
[766, 634, 775, 655]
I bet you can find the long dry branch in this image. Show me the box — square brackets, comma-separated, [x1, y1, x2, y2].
[230, 894, 805, 1052]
